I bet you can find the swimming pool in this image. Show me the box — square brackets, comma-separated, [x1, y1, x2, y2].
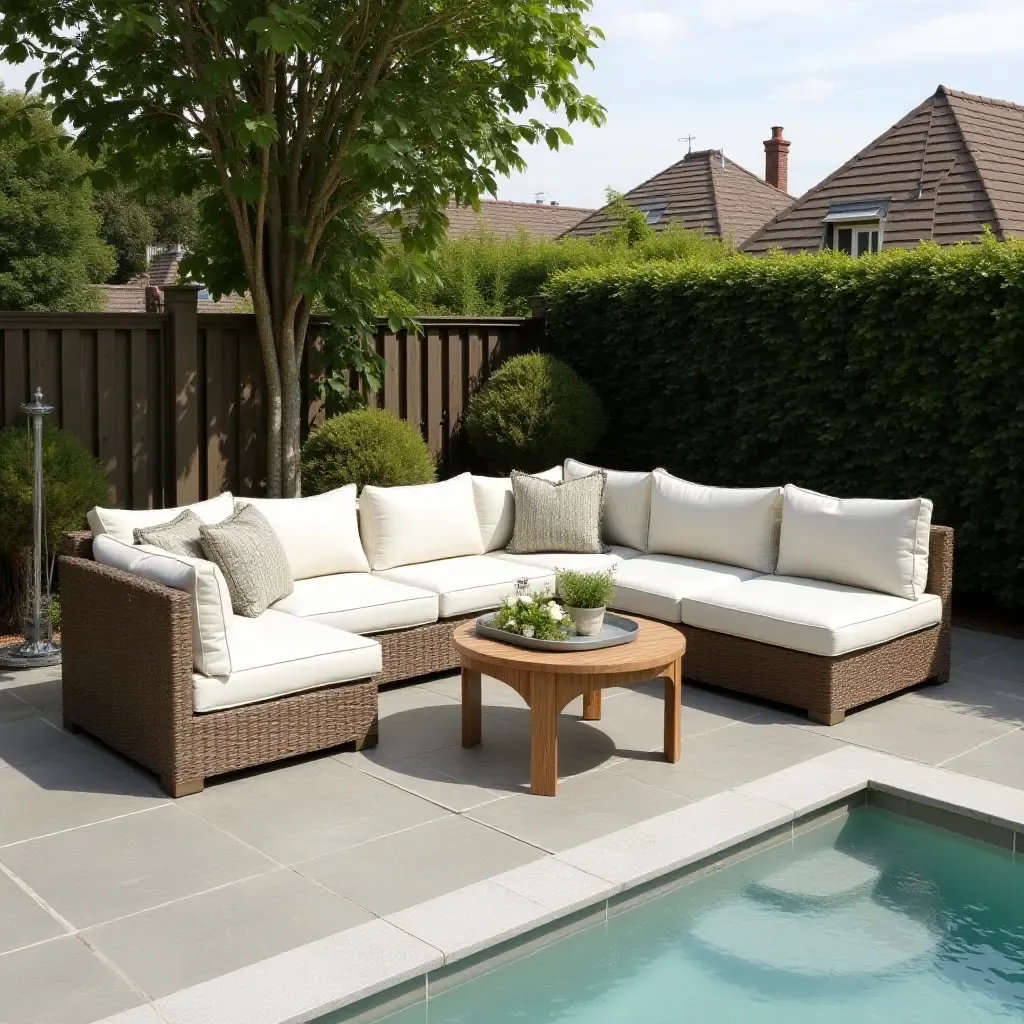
[354, 808, 1024, 1023]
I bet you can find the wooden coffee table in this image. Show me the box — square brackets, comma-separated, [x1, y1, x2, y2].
[452, 617, 685, 797]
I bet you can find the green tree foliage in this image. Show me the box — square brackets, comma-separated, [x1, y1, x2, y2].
[0, 91, 114, 310]
[0, 1, 606, 497]
[465, 353, 605, 473]
[385, 221, 733, 317]
[543, 238, 1024, 610]
[302, 408, 437, 493]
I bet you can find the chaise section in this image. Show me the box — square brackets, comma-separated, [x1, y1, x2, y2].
[610, 555, 764, 622]
[376, 555, 555, 618]
[193, 611, 382, 712]
[270, 574, 439, 634]
[677, 576, 942, 657]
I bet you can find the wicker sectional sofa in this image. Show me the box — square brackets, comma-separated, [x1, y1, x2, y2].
[60, 466, 952, 796]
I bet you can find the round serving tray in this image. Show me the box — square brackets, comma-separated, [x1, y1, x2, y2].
[475, 612, 640, 653]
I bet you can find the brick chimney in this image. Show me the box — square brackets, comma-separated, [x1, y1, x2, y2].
[764, 126, 790, 193]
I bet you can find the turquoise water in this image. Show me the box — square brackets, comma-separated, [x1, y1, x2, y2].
[364, 809, 1024, 1023]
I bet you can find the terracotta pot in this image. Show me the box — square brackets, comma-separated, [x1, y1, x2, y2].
[567, 605, 605, 636]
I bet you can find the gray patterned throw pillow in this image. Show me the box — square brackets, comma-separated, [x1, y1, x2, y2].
[199, 504, 293, 617]
[133, 510, 205, 559]
[506, 470, 608, 554]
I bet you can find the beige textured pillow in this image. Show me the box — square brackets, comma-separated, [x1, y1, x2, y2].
[134, 509, 205, 559]
[506, 470, 607, 555]
[199, 505, 294, 617]
[776, 484, 933, 599]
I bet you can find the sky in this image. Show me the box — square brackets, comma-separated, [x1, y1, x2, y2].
[2, 0, 1023, 208]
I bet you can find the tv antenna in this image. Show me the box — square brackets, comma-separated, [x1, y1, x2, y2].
[679, 134, 696, 154]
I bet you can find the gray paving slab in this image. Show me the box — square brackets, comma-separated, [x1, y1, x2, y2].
[83, 868, 374, 999]
[942, 728, 1024, 788]
[0, 865, 68, 953]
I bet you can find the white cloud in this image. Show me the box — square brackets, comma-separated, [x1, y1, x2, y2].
[773, 77, 837, 103]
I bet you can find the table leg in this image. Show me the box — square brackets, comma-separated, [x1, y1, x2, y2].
[583, 689, 602, 721]
[664, 659, 681, 763]
[462, 667, 482, 748]
[530, 676, 560, 796]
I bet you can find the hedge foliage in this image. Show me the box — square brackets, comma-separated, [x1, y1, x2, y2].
[384, 223, 733, 317]
[543, 239, 1024, 609]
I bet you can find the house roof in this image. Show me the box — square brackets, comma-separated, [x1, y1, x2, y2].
[376, 198, 595, 242]
[743, 86, 1024, 254]
[99, 247, 249, 314]
[562, 149, 792, 246]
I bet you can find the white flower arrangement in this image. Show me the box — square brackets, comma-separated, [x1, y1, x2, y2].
[490, 589, 573, 641]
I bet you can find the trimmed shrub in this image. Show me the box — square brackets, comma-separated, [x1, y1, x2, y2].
[465, 353, 606, 473]
[0, 424, 110, 556]
[302, 408, 437, 493]
[543, 238, 1024, 609]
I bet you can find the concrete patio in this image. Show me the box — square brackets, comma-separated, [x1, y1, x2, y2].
[0, 626, 1022, 1024]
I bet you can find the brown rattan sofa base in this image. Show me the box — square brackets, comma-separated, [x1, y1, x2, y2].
[59, 525, 952, 795]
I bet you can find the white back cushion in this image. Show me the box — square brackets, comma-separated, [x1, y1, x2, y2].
[533, 465, 563, 483]
[359, 473, 485, 571]
[564, 459, 652, 551]
[776, 484, 933, 599]
[93, 534, 233, 676]
[88, 492, 234, 545]
[472, 476, 515, 552]
[237, 485, 369, 579]
[647, 471, 782, 573]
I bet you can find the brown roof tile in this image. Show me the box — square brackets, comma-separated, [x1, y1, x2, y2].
[743, 86, 1024, 255]
[562, 150, 792, 245]
[376, 198, 595, 242]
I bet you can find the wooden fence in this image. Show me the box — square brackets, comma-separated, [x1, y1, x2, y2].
[0, 286, 536, 509]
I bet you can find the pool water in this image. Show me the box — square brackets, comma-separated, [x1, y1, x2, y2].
[359, 808, 1024, 1023]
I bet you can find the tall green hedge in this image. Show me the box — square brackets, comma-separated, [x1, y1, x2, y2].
[543, 239, 1024, 609]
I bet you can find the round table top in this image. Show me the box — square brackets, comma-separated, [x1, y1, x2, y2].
[452, 615, 685, 676]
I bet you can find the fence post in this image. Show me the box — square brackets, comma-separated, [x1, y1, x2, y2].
[164, 285, 202, 506]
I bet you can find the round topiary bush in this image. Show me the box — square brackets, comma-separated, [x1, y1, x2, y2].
[302, 408, 437, 494]
[465, 353, 606, 473]
[0, 424, 110, 557]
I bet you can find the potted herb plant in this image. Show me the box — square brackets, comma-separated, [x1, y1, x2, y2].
[555, 567, 617, 636]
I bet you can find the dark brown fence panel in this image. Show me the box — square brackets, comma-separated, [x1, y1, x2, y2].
[0, 305, 533, 510]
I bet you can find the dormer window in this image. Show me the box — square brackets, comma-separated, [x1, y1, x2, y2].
[822, 199, 889, 257]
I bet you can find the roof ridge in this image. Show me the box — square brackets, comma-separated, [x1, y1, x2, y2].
[456, 198, 596, 213]
[707, 157, 725, 240]
[742, 90, 939, 251]
[940, 89, 1007, 238]
[937, 84, 1024, 113]
[723, 155, 792, 198]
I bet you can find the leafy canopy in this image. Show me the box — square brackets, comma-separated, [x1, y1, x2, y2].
[0, 91, 114, 310]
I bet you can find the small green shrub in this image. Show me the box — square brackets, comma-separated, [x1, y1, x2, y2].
[556, 568, 616, 608]
[0, 424, 109, 556]
[465, 353, 606, 473]
[302, 408, 437, 493]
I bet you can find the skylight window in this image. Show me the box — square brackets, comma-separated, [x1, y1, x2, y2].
[637, 202, 668, 225]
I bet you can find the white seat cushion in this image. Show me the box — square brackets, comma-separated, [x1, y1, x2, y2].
[492, 546, 641, 573]
[271, 573, 438, 635]
[237, 486, 369, 579]
[777, 484, 933, 600]
[678, 575, 943, 657]
[647, 471, 782, 573]
[377, 555, 555, 618]
[93, 534, 234, 676]
[564, 459, 653, 551]
[610, 554, 764, 623]
[359, 473, 485, 571]
[88, 492, 234, 545]
[193, 611, 381, 713]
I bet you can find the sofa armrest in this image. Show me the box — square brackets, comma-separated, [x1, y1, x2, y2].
[927, 525, 954, 611]
[59, 555, 195, 784]
[61, 531, 95, 561]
